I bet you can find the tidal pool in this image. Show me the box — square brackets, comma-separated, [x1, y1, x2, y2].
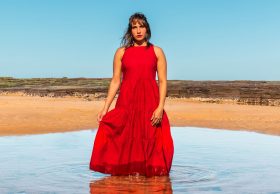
[0, 127, 280, 193]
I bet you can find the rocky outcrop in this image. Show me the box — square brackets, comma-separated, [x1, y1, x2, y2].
[1, 77, 280, 106]
[167, 80, 280, 106]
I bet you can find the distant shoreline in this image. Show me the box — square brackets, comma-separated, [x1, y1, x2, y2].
[1, 77, 280, 107]
[1, 94, 280, 137]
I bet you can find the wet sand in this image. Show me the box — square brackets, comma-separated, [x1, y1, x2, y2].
[1, 94, 280, 136]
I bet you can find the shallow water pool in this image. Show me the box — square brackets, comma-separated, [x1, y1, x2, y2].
[1, 127, 280, 193]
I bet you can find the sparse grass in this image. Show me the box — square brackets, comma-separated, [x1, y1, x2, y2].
[0, 77, 111, 88]
[1, 77, 280, 106]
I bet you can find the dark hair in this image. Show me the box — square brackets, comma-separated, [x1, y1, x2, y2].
[120, 12, 152, 48]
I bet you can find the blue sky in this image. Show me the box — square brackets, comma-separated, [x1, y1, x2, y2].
[0, 0, 279, 80]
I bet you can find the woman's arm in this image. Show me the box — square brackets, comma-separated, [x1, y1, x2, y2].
[102, 47, 124, 112]
[155, 46, 168, 110]
[150, 46, 167, 126]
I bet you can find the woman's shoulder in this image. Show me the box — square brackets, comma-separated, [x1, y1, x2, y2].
[116, 46, 126, 53]
[114, 46, 126, 58]
[152, 44, 163, 51]
[151, 44, 165, 58]
[115, 46, 126, 60]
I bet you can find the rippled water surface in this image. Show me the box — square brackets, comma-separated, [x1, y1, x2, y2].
[1, 127, 280, 193]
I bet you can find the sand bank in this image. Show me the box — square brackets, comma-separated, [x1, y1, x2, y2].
[0, 94, 280, 136]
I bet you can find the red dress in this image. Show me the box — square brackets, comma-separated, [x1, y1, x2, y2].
[89, 43, 174, 177]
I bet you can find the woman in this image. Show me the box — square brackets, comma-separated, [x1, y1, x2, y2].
[89, 12, 174, 177]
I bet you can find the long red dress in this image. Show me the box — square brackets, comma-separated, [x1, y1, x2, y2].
[89, 43, 174, 177]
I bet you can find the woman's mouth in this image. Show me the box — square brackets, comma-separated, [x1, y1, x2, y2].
[137, 35, 142, 37]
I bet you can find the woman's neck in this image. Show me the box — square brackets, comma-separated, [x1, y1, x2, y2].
[133, 41, 147, 47]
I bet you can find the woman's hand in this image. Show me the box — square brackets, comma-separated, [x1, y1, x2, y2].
[151, 106, 164, 126]
[96, 109, 108, 124]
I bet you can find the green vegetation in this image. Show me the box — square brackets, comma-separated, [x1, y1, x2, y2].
[0, 77, 111, 88]
[1, 77, 280, 106]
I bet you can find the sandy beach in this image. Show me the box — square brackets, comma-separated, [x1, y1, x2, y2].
[1, 94, 280, 137]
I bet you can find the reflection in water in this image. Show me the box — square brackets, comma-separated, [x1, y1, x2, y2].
[89, 175, 172, 193]
[1, 127, 280, 193]
[88, 164, 218, 194]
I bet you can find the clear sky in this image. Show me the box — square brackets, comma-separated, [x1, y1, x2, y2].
[0, 0, 279, 80]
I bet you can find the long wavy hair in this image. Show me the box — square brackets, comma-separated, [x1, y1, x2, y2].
[120, 12, 152, 49]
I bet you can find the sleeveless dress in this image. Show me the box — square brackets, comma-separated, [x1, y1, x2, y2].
[89, 43, 174, 177]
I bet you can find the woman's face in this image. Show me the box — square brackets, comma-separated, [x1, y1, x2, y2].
[131, 20, 147, 42]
